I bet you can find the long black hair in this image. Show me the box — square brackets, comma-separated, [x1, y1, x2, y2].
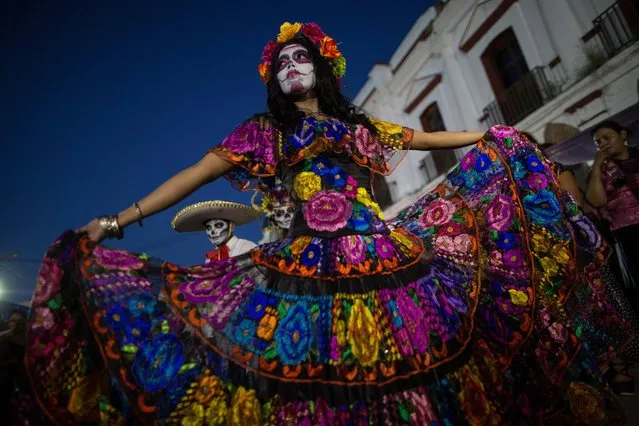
[590, 120, 633, 137]
[264, 33, 377, 135]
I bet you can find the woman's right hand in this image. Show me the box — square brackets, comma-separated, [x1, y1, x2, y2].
[77, 218, 106, 242]
[594, 149, 610, 167]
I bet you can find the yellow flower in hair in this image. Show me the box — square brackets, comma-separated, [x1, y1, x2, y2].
[277, 22, 302, 43]
[294, 171, 321, 201]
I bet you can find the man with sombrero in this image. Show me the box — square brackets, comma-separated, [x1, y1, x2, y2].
[171, 200, 260, 263]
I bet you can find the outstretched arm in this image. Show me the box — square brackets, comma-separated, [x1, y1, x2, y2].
[410, 130, 485, 151]
[80, 152, 233, 241]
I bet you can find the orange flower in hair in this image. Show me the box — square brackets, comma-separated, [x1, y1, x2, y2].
[320, 36, 341, 59]
[258, 63, 270, 83]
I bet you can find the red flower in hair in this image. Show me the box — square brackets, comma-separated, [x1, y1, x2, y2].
[261, 40, 278, 64]
[301, 22, 326, 44]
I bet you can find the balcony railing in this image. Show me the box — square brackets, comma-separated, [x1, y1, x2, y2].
[593, 0, 639, 58]
[480, 66, 558, 127]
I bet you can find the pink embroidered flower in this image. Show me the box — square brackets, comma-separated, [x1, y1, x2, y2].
[303, 191, 353, 232]
[375, 238, 395, 260]
[31, 307, 55, 331]
[453, 234, 473, 253]
[221, 121, 258, 154]
[460, 152, 477, 171]
[396, 292, 428, 353]
[435, 235, 455, 253]
[254, 130, 276, 164]
[419, 199, 456, 227]
[548, 322, 567, 343]
[301, 22, 327, 44]
[94, 246, 144, 270]
[32, 257, 62, 306]
[526, 173, 548, 191]
[539, 306, 552, 327]
[343, 176, 358, 199]
[261, 40, 278, 64]
[485, 194, 514, 231]
[503, 248, 524, 267]
[354, 125, 379, 159]
[339, 235, 366, 264]
[394, 327, 413, 356]
[489, 250, 503, 266]
[438, 221, 461, 236]
[29, 311, 73, 358]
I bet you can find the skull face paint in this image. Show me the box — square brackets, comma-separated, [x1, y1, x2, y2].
[205, 219, 231, 247]
[273, 205, 295, 230]
[276, 44, 315, 96]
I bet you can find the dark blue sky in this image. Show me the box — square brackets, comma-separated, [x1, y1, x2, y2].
[1, 1, 432, 302]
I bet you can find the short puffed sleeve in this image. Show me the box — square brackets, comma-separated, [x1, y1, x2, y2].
[210, 118, 281, 191]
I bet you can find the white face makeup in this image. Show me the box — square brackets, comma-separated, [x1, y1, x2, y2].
[276, 44, 316, 96]
[205, 219, 231, 247]
[272, 205, 295, 230]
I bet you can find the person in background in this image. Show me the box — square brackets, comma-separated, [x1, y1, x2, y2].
[587, 121, 639, 298]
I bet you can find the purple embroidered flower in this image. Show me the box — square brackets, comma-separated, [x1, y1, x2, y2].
[572, 214, 602, 249]
[254, 129, 276, 164]
[221, 121, 257, 154]
[374, 238, 395, 260]
[503, 248, 524, 268]
[303, 191, 353, 232]
[419, 198, 456, 227]
[179, 274, 233, 303]
[354, 125, 380, 159]
[526, 172, 548, 191]
[490, 125, 517, 139]
[485, 194, 515, 231]
[396, 292, 428, 354]
[339, 235, 366, 264]
[94, 246, 144, 270]
[460, 152, 476, 171]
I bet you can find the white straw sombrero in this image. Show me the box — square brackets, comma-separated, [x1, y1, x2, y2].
[171, 200, 261, 232]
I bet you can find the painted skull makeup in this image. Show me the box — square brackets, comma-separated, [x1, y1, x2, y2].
[205, 218, 232, 247]
[273, 205, 295, 230]
[276, 44, 315, 95]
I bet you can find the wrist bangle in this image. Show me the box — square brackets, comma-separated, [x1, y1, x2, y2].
[98, 215, 124, 240]
[134, 202, 145, 227]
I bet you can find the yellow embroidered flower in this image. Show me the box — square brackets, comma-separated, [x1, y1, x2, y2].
[540, 257, 559, 276]
[257, 307, 278, 341]
[531, 233, 550, 253]
[371, 118, 403, 135]
[294, 171, 321, 201]
[356, 187, 373, 206]
[229, 387, 260, 425]
[391, 231, 414, 251]
[182, 403, 205, 426]
[194, 375, 223, 405]
[336, 319, 347, 347]
[277, 22, 302, 43]
[204, 396, 228, 425]
[290, 236, 312, 255]
[370, 201, 384, 220]
[551, 245, 570, 265]
[347, 299, 380, 367]
[508, 289, 529, 306]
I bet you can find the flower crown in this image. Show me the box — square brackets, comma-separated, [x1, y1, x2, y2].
[258, 22, 347, 84]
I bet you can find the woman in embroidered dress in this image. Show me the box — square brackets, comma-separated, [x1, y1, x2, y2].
[26, 22, 630, 425]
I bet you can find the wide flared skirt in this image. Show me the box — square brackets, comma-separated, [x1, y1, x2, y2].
[25, 126, 631, 425]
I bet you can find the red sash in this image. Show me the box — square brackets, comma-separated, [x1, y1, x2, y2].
[205, 244, 229, 262]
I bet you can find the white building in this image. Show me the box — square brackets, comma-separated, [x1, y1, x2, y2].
[354, 0, 639, 218]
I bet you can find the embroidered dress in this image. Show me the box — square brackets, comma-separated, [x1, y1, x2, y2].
[26, 117, 630, 425]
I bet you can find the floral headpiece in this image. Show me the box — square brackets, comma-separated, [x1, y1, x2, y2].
[258, 22, 347, 84]
[252, 177, 294, 219]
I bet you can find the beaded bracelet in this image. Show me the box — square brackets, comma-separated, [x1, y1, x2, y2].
[134, 202, 145, 227]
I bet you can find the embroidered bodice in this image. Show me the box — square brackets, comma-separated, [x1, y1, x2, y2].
[211, 115, 420, 279]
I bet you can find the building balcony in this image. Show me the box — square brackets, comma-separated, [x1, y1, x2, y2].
[592, 0, 639, 59]
[479, 66, 559, 128]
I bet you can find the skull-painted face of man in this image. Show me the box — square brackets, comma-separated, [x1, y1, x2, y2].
[272, 205, 295, 230]
[205, 218, 232, 247]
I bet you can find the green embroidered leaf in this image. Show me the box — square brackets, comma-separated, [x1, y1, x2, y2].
[160, 320, 170, 334]
[505, 137, 513, 148]
[178, 363, 197, 374]
[277, 302, 287, 317]
[229, 276, 242, 288]
[310, 304, 319, 314]
[139, 253, 150, 261]
[398, 403, 410, 422]
[121, 344, 138, 354]
[264, 347, 277, 360]
[47, 297, 61, 310]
